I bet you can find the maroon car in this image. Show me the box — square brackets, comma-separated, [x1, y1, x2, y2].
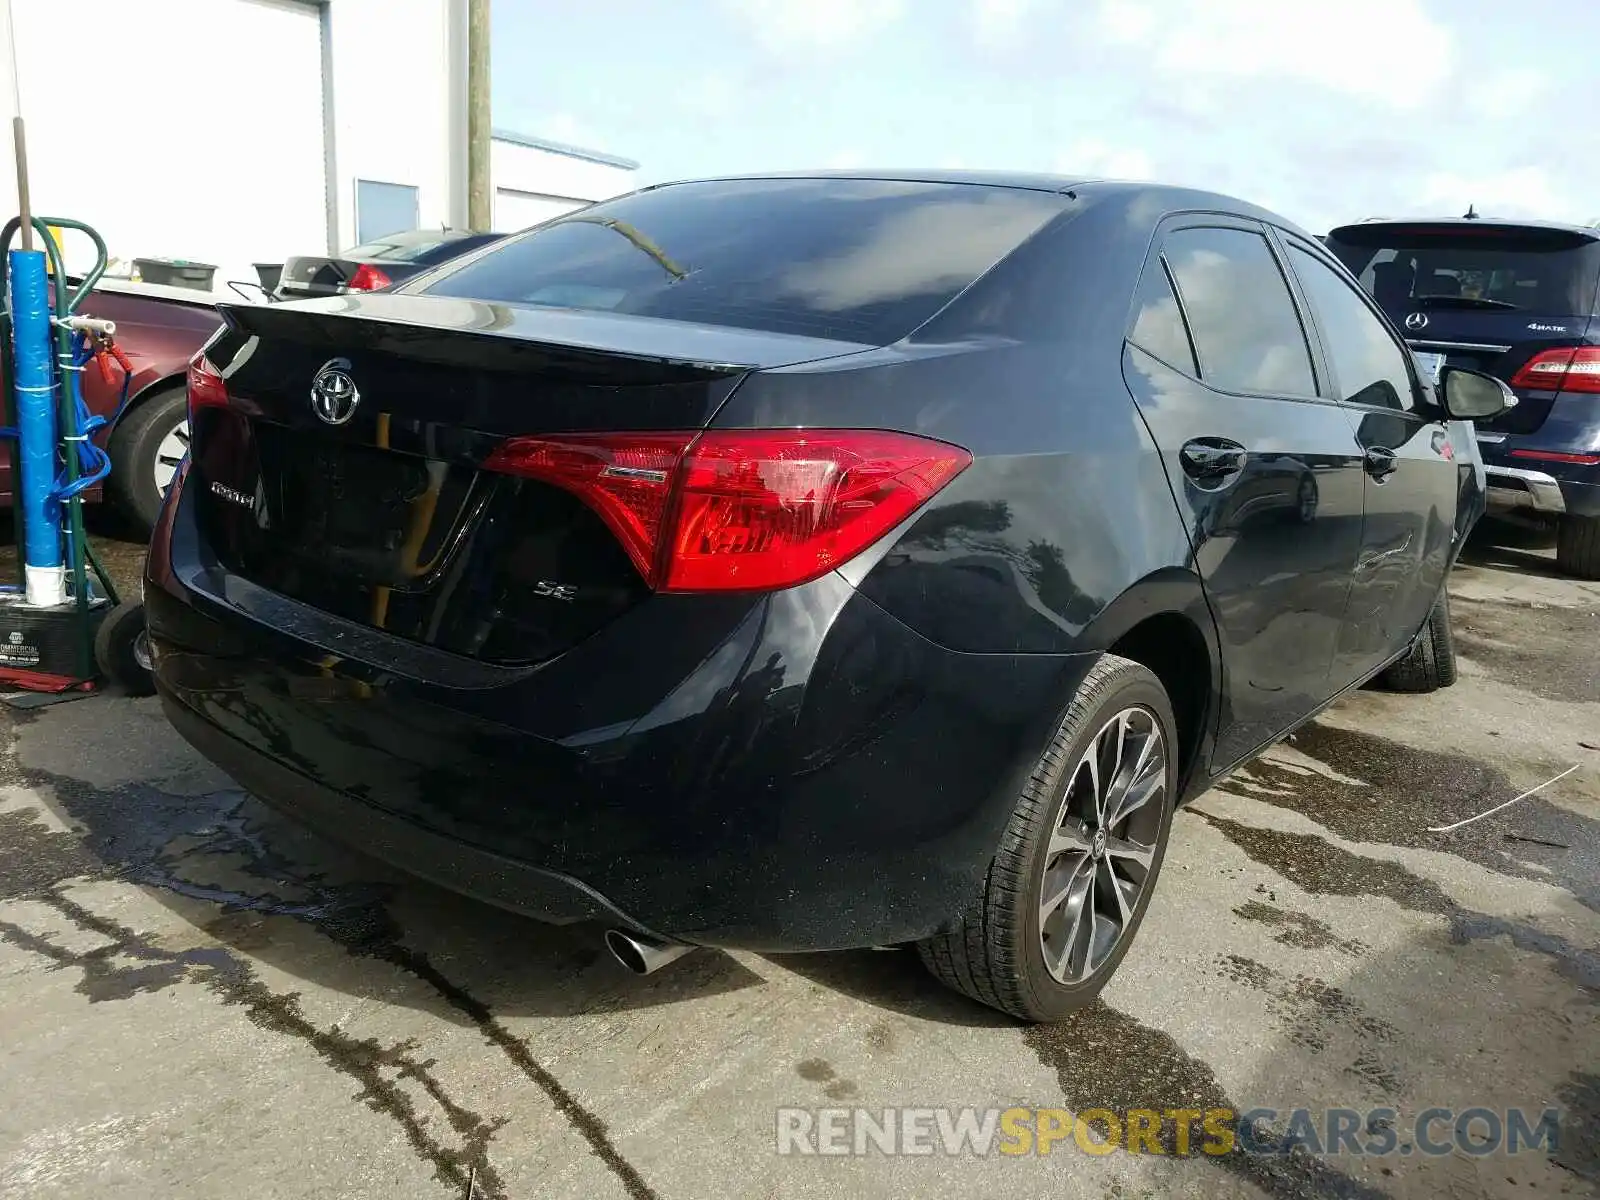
[2, 279, 220, 532]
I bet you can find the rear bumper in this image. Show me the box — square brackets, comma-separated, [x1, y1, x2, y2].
[161, 691, 663, 934]
[1484, 465, 1567, 514]
[147, 475, 1094, 951]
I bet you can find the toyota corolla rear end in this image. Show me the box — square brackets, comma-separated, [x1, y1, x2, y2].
[146, 176, 1088, 952]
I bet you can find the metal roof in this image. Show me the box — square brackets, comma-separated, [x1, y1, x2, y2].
[490, 127, 640, 171]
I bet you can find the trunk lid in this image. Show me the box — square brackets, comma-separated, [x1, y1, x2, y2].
[190, 293, 870, 664]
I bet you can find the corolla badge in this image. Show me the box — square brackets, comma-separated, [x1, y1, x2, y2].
[310, 358, 360, 425]
[1404, 312, 1429, 331]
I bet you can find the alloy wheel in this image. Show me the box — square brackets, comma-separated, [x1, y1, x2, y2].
[153, 420, 190, 495]
[1037, 706, 1167, 984]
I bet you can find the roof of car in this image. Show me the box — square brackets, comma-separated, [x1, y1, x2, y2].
[669, 168, 1096, 193]
[636, 170, 1305, 230]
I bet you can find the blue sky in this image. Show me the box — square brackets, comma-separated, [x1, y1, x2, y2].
[493, 0, 1600, 236]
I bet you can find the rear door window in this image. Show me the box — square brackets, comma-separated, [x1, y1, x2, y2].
[1162, 226, 1317, 396]
[1288, 245, 1418, 413]
[418, 178, 1071, 344]
[1327, 225, 1600, 318]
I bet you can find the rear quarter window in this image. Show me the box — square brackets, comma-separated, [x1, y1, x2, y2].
[417, 178, 1071, 344]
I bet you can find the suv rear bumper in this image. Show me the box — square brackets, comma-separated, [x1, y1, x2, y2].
[1484, 465, 1567, 514]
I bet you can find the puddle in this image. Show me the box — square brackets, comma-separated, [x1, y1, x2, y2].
[1218, 722, 1598, 911]
[1024, 1002, 1389, 1199]
[1199, 814, 1600, 992]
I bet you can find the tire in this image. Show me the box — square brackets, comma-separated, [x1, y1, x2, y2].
[94, 600, 155, 697]
[107, 387, 188, 534]
[917, 654, 1178, 1022]
[1379, 592, 1455, 693]
[1555, 515, 1600, 581]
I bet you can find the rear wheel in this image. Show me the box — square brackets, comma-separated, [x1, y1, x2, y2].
[918, 654, 1177, 1022]
[107, 387, 189, 534]
[1555, 514, 1600, 581]
[1379, 591, 1456, 693]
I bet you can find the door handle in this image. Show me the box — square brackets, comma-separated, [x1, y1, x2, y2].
[1180, 438, 1247, 482]
[1363, 446, 1398, 481]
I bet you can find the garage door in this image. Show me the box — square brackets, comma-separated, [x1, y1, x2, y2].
[4, 0, 327, 292]
[495, 188, 588, 233]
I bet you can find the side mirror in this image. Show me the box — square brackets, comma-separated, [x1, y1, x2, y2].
[1439, 368, 1515, 421]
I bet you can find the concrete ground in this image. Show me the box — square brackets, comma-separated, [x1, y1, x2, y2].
[0, 517, 1595, 1200]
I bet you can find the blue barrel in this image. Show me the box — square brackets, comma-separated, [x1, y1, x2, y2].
[7, 248, 63, 602]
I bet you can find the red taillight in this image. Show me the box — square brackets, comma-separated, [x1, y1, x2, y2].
[662, 431, 970, 591]
[1510, 448, 1600, 465]
[347, 263, 393, 291]
[186, 353, 229, 417]
[484, 433, 696, 582]
[485, 429, 973, 592]
[1508, 347, 1600, 394]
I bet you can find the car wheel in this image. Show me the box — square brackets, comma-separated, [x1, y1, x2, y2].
[93, 599, 155, 697]
[1379, 591, 1456, 693]
[107, 386, 189, 534]
[917, 653, 1178, 1022]
[1555, 515, 1600, 581]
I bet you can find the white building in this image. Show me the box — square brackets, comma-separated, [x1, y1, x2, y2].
[0, 0, 638, 291]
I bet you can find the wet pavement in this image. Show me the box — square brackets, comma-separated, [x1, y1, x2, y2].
[0, 518, 1595, 1199]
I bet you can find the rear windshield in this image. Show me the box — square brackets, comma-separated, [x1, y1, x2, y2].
[1327, 225, 1600, 317]
[416, 178, 1071, 343]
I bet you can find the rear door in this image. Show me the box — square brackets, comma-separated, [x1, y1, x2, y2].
[1281, 235, 1460, 686]
[1122, 218, 1367, 769]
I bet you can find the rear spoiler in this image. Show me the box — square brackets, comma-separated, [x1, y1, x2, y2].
[215, 291, 870, 384]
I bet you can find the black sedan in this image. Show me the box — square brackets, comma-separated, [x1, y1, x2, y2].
[275, 228, 504, 299]
[147, 172, 1509, 1021]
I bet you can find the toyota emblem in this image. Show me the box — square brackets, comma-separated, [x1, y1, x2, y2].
[1404, 312, 1429, 331]
[310, 358, 360, 425]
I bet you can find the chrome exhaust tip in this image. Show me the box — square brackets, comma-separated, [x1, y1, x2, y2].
[604, 928, 694, 976]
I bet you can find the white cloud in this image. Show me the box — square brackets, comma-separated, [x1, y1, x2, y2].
[1415, 167, 1581, 224]
[972, 0, 1038, 47]
[1462, 67, 1548, 120]
[725, 0, 906, 54]
[679, 74, 738, 119]
[1099, 0, 1155, 42]
[1097, 0, 1453, 107]
[1058, 137, 1154, 181]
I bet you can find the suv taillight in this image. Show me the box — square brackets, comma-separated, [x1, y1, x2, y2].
[484, 429, 973, 592]
[347, 263, 393, 291]
[186, 353, 229, 420]
[1508, 347, 1600, 394]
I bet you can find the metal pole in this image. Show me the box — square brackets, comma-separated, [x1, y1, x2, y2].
[466, 0, 491, 231]
[11, 119, 28, 251]
[4, 0, 31, 250]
